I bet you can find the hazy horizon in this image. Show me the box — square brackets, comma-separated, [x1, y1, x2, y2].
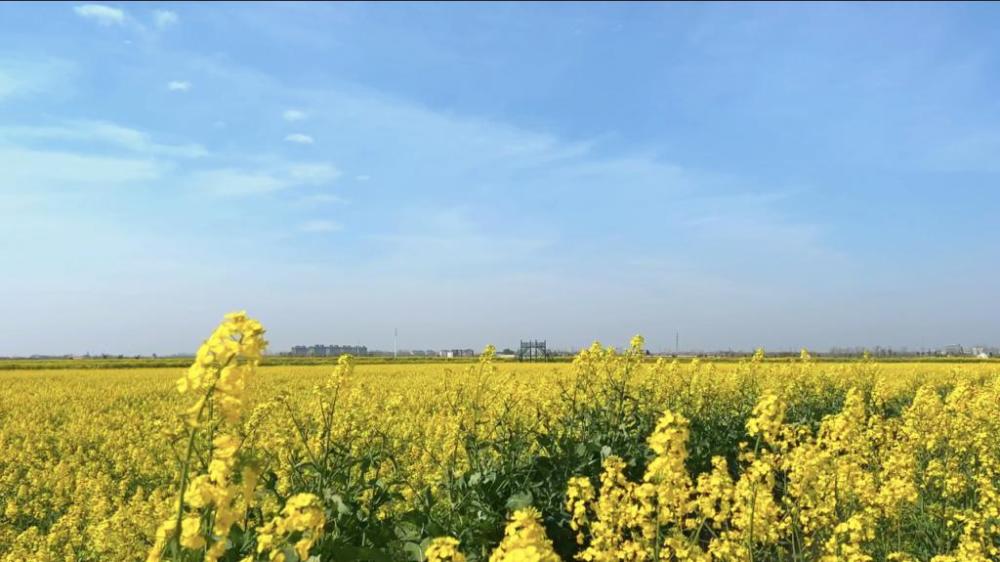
[6, 340, 991, 360]
[3, 3, 1000, 356]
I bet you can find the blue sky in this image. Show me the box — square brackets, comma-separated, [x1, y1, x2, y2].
[2, 2, 999, 355]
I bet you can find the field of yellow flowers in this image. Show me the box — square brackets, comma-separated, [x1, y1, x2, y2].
[1, 313, 998, 562]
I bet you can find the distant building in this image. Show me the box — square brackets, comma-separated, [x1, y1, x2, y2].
[518, 340, 549, 361]
[942, 344, 965, 356]
[400, 349, 441, 357]
[289, 344, 368, 357]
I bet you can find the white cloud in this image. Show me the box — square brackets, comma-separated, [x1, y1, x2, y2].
[0, 57, 74, 101]
[283, 109, 306, 121]
[297, 194, 347, 205]
[0, 147, 163, 188]
[299, 220, 342, 233]
[153, 10, 178, 29]
[284, 133, 314, 144]
[74, 4, 125, 26]
[0, 120, 207, 158]
[191, 169, 286, 196]
[0, 71, 25, 100]
[167, 81, 191, 92]
[355, 175, 370, 181]
[191, 163, 340, 196]
[288, 163, 340, 183]
[372, 206, 553, 272]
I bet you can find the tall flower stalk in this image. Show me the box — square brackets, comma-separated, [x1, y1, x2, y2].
[148, 311, 267, 562]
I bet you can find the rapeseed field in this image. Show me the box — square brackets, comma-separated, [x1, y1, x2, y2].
[1, 313, 998, 562]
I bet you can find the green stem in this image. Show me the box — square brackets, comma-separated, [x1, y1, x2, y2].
[747, 434, 762, 562]
[169, 383, 215, 559]
[168, 352, 235, 560]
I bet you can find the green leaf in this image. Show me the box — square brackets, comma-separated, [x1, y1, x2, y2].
[280, 545, 300, 562]
[395, 520, 422, 542]
[402, 541, 425, 562]
[329, 493, 352, 516]
[505, 491, 533, 511]
[326, 545, 394, 562]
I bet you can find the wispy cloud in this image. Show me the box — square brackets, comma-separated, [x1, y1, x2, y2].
[0, 57, 75, 102]
[295, 193, 347, 206]
[284, 133, 314, 144]
[299, 220, 342, 233]
[288, 163, 340, 183]
[153, 10, 178, 29]
[0, 120, 208, 158]
[191, 163, 340, 196]
[190, 169, 285, 196]
[183, 53, 837, 272]
[370, 205, 553, 273]
[682, 213, 827, 256]
[283, 109, 306, 121]
[0, 147, 163, 188]
[0, 69, 28, 100]
[167, 80, 191, 92]
[73, 4, 126, 26]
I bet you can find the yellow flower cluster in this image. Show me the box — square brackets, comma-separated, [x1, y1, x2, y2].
[566, 476, 596, 545]
[254, 493, 326, 562]
[424, 508, 563, 562]
[425, 537, 468, 562]
[489, 508, 561, 562]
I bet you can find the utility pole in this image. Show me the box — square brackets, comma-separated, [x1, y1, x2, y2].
[675, 331, 679, 354]
[394, 328, 398, 359]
